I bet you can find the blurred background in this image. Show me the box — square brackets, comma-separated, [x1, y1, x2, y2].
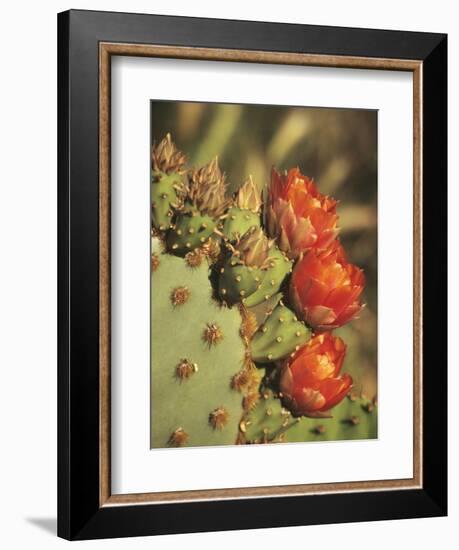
[151, 101, 378, 399]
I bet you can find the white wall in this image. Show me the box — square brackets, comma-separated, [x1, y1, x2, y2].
[0, 1, 455, 548]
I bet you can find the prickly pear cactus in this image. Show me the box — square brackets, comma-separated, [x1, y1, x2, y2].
[151, 238, 246, 448]
[150, 133, 377, 449]
[241, 390, 377, 444]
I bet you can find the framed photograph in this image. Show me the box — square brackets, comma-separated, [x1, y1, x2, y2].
[58, 9, 447, 540]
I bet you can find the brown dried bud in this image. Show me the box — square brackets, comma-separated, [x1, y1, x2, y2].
[234, 176, 262, 213]
[188, 157, 230, 217]
[152, 133, 187, 174]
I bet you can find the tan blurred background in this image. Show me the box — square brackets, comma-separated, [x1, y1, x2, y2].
[151, 101, 378, 399]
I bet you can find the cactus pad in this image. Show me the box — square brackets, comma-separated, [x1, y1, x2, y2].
[151, 238, 246, 448]
[166, 207, 217, 255]
[222, 206, 261, 241]
[243, 247, 292, 307]
[218, 256, 263, 304]
[151, 171, 184, 231]
[250, 302, 311, 363]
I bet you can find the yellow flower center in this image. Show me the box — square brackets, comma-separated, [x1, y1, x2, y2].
[315, 354, 335, 380]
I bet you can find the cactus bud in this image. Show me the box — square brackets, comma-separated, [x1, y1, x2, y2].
[188, 157, 230, 218]
[236, 227, 273, 268]
[235, 176, 262, 213]
[152, 133, 187, 174]
[223, 176, 262, 241]
[151, 134, 187, 231]
[167, 157, 231, 255]
[219, 227, 292, 307]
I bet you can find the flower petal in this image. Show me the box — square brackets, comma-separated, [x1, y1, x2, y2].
[318, 374, 353, 411]
[297, 387, 326, 412]
[304, 305, 337, 328]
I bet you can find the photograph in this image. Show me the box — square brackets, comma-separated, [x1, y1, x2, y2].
[150, 100, 378, 448]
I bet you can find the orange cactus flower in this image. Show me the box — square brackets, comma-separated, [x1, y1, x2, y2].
[279, 333, 352, 417]
[266, 167, 339, 259]
[290, 240, 365, 331]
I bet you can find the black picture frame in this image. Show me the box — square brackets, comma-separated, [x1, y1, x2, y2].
[58, 9, 447, 540]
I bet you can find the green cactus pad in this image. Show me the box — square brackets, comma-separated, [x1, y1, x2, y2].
[151, 238, 246, 448]
[243, 248, 292, 308]
[222, 206, 261, 241]
[166, 207, 217, 255]
[151, 171, 184, 231]
[218, 257, 263, 304]
[250, 302, 311, 363]
[243, 391, 377, 444]
[218, 247, 292, 307]
[242, 389, 294, 443]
